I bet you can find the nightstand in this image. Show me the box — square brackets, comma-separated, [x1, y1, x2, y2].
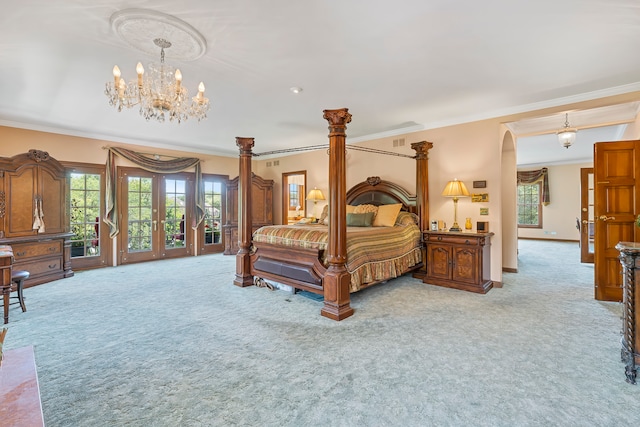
[422, 231, 494, 293]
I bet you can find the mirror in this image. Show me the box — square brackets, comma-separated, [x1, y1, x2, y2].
[282, 171, 306, 224]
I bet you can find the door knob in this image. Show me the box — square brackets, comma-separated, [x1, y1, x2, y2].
[598, 215, 615, 221]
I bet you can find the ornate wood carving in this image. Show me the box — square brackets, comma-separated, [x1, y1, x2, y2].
[616, 243, 639, 384]
[0, 151, 73, 286]
[234, 137, 255, 287]
[27, 149, 50, 162]
[411, 141, 433, 279]
[366, 176, 381, 186]
[321, 108, 354, 321]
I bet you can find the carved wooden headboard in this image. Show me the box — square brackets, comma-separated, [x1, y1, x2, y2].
[345, 176, 417, 214]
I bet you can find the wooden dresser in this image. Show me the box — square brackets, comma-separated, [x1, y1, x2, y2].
[0, 150, 73, 287]
[223, 173, 274, 255]
[423, 231, 494, 293]
[615, 241, 640, 384]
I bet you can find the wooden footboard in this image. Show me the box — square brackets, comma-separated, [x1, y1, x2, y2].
[250, 242, 326, 294]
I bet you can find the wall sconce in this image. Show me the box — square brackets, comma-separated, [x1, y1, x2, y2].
[441, 179, 470, 232]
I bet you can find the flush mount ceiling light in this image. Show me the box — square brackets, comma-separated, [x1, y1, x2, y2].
[290, 87, 303, 94]
[556, 113, 577, 149]
[104, 9, 210, 123]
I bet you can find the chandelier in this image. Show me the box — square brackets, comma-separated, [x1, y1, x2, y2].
[556, 113, 577, 149]
[105, 38, 210, 123]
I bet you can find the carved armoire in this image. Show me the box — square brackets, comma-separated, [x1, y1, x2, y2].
[223, 173, 273, 255]
[0, 150, 73, 287]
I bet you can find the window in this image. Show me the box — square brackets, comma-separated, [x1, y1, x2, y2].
[518, 182, 542, 228]
[289, 183, 301, 209]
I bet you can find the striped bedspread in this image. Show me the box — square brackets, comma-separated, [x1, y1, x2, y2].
[252, 222, 422, 292]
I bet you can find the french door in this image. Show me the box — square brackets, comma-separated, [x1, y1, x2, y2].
[118, 168, 192, 264]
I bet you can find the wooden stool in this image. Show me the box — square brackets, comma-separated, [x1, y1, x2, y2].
[1, 284, 9, 324]
[11, 270, 29, 313]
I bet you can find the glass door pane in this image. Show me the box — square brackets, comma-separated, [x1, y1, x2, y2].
[127, 176, 153, 253]
[164, 178, 187, 250]
[203, 180, 222, 245]
[70, 172, 101, 258]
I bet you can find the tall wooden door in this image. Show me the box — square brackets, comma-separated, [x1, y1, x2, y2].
[594, 140, 640, 301]
[118, 168, 192, 264]
[580, 168, 594, 263]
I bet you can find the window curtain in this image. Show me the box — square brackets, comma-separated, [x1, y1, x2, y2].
[104, 146, 205, 238]
[517, 167, 550, 205]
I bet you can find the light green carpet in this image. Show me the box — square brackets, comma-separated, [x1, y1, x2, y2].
[3, 239, 640, 426]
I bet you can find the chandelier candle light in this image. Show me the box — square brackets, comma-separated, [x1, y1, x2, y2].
[105, 38, 210, 123]
[441, 179, 470, 232]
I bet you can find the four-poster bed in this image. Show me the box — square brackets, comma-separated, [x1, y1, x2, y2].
[234, 108, 432, 320]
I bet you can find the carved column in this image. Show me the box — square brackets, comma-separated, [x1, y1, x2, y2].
[321, 108, 354, 321]
[234, 137, 255, 287]
[411, 141, 433, 279]
[616, 243, 639, 384]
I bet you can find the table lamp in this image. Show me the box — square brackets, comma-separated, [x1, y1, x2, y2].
[441, 179, 470, 232]
[306, 187, 325, 219]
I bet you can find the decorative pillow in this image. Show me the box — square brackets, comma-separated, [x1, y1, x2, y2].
[319, 204, 329, 223]
[395, 211, 419, 226]
[324, 205, 359, 225]
[373, 203, 402, 227]
[353, 204, 379, 216]
[346, 212, 375, 227]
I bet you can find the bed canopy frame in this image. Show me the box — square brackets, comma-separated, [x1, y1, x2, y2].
[234, 108, 432, 321]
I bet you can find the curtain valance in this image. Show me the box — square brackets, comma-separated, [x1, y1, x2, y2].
[517, 167, 550, 205]
[104, 147, 204, 238]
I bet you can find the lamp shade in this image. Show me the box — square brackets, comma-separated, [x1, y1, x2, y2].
[441, 179, 470, 198]
[306, 187, 325, 202]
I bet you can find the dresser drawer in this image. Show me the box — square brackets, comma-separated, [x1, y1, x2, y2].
[15, 256, 63, 277]
[425, 234, 480, 246]
[11, 240, 63, 259]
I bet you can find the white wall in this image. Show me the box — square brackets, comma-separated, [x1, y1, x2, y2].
[517, 162, 592, 241]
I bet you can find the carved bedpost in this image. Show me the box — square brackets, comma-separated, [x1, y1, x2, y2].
[411, 141, 433, 279]
[321, 108, 354, 321]
[234, 137, 255, 287]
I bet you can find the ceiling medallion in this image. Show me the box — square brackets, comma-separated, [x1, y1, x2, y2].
[105, 10, 210, 123]
[110, 9, 207, 61]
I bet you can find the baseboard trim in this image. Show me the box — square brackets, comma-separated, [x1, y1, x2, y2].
[518, 237, 579, 243]
[492, 281, 503, 288]
[502, 268, 517, 273]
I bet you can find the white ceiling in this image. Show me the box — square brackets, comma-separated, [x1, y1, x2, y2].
[1, 0, 639, 164]
[509, 102, 640, 167]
